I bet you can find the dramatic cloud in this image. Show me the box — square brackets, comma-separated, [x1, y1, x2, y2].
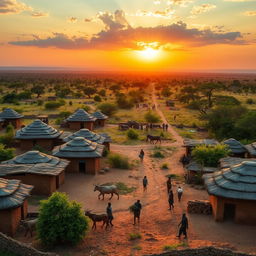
[9, 11, 245, 50]
[134, 8, 175, 18]
[0, 0, 32, 14]
[243, 10, 256, 16]
[68, 17, 78, 23]
[31, 11, 48, 18]
[191, 4, 216, 15]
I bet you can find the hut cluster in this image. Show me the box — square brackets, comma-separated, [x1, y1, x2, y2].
[183, 138, 256, 225]
[0, 108, 110, 236]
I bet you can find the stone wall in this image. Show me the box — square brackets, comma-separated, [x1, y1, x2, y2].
[187, 200, 212, 215]
[0, 232, 57, 256]
[147, 247, 251, 256]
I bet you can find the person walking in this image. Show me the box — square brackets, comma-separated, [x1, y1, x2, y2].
[165, 123, 168, 131]
[168, 190, 174, 210]
[106, 202, 114, 226]
[177, 213, 188, 239]
[139, 149, 145, 161]
[143, 176, 148, 191]
[133, 200, 142, 225]
[177, 186, 183, 202]
[166, 177, 172, 193]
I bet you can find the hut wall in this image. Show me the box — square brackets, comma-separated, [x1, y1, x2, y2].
[19, 139, 54, 151]
[5, 174, 56, 196]
[68, 121, 94, 131]
[5, 119, 22, 129]
[210, 195, 224, 221]
[65, 158, 100, 174]
[94, 119, 105, 127]
[0, 206, 22, 236]
[58, 170, 65, 186]
[103, 142, 110, 151]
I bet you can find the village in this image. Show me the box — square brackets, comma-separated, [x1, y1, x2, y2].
[0, 73, 256, 256]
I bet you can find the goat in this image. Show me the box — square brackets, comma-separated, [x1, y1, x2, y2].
[20, 218, 38, 237]
[94, 185, 119, 200]
[85, 210, 109, 230]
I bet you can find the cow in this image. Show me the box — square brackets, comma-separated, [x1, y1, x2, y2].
[94, 185, 119, 200]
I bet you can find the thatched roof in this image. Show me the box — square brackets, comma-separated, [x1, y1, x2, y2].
[0, 151, 69, 176]
[219, 157, 256, 169]
[0, 178, 33, 210]
[183, 139, 219, 147]
[223, 138, 247, 154]
[186, 161, 217, 173]
[99, 133, 112, 143]
[15, 119, 61, 139]
[203, 161, 256, 201]
[245, 142, 256, 157]
[92, 111, 108, 120]
[53, 137, 104, 158]
[63, 128, 106, 144]
[0, 108, 23, 119]
[66, 109, 96, 122]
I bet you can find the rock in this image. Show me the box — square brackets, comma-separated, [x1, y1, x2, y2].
[145, 237, 158, 242]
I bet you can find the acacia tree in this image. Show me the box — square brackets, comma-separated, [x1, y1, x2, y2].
[31, 85, 45, 98]
[83, 87, 97, 98]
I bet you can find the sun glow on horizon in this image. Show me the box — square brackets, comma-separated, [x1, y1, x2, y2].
[138, 47, 160, 61]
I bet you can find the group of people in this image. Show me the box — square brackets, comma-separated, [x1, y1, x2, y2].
[167, 177, 184, 210]
[162, 123, 169, 131]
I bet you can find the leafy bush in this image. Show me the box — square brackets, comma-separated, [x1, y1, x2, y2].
[144, 111, 160, 123]
[129, 232, 142, 240]
[192, 144, 230, 167]
[82, 105, 91, 112]
[126, 129, 139, 140]
[98, 102, 117, 116]
[246, 98, 254, 104]
[161, 163, 169, 169]
[116, 95, 133, 109]
[94, 95, 102, 102]
[215, 95, 240, 106]
[108, 153, 131, 169]
[45, 100, 65, 110]
[152, 151, 165, 158]
[37, 192, 89, 246]
[0, 144, 14, 162]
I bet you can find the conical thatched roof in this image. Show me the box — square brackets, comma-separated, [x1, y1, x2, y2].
[0, 178, 33, 210]
[92, 111, 108, 120]
[63, 128, 105, 144]
[0, 108, 23, 119]
[203, 161, 256, 201]
[245, 142, 256, 157]
[66, 109, 96, 122]
[53, 137, 104, 158]
[183, 139, 219, 147]
[223, 138, 247, 154]
[99, 133, 112, 143]
[15, 119, 61, 139]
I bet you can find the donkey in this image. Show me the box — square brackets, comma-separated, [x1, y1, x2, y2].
[94, 185, 119, 200]
[85, 210, 109, 230]
[146, 135, 161, 144]
[20, 218, 38, 237]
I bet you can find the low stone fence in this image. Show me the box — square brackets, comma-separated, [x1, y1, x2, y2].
[147, 247, 252, 256]
[0, 232, 57, 256]
[187, 200, 212, 215]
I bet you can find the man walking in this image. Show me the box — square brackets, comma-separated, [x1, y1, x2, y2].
[177, 186, 183, 202]
[143, 176, 148, 191]
[139, 149, 145, 161]
[168, 190, 174, 210]
[177, 213, 188, 239]
[133, 200, 142, 225]
[106, 202, 114, 226]
[166, 176, 172, 193]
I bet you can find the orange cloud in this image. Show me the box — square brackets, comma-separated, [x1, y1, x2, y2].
[0, 0, 32, 14]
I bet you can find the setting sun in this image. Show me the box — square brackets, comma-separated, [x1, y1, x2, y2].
[138, 47, 159, 61]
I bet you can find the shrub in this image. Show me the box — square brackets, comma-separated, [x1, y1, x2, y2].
[152, 151, 165, 158]
[37, 192, 89, 246]
[144, 111, 160, 123]
[127, 129, 139, 140]
[0, 144, 14, 162]
[246, 98, 254, 104]
[116, 95, 133, 109]
[45, 100, 65, 110]
[98, 102, 117, 116]
[108, 153, 131, 169]
[192, 144, 230, 167]
[94, 95, 102, 102]
[129, 232, 142, 240]
[82, 105, 91, 112]
[161, 163, 169, 169]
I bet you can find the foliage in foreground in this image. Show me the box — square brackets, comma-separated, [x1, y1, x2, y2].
[108, 153, 131, 169]
[0, 143, 14, 162]
[192, 144, 230, 167]
[37, 192, 89, 246]
[0, 251, 20, 256]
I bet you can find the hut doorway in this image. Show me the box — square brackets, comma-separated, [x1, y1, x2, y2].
[79, 160, 86, 173]
[80, 122, 85, 129]
[224, 203, 236, 221]
[56, 176, 60, 189]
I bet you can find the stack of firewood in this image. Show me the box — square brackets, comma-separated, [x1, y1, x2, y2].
[187, 200, 212, 215]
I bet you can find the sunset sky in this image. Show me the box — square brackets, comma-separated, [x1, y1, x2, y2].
[0, 0, 256, 71]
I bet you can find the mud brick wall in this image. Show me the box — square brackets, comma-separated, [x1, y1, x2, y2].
[187, 200, 212, 215]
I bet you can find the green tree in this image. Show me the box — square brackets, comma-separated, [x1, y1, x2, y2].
[98, 102, 117, 116]
[83, 87, 97, 98]
[144, 111, 160, 123]
[161, 87, 172, 98]
[31, 85, 45, 98]
[127, 129, 139, 140]
[94, 95, 102, 102]
[0, 144, 14, 162]
[37, 192, 89, 246]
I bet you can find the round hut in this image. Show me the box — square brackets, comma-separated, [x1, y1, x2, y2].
[92, 111, 108, 127]
[15, 119, 62, 150]
[203, 161, 256, 224]
[63, 128, 111, 150]
[66, 109, 96, 131]
[0, 108, 23, 129]
[52, 137, 104, 174]
[0, 178, 33, 236]
[1, 151, 69, 195]
[245, 142, 256, 158]
[223, 138, 247, 158]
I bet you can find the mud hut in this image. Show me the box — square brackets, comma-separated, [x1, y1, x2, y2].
[63, 128, 111, 150]
[203, 161, 256, 224]
[183, 139, 219, 156]
[66, 109, 96, 131]
[53, 137, 104, 174]
[0, 178, 33, 236]
[92, 111, 108, 127]
[1, 151, 69, 195]
[0, 108, 23, 129]
[245, 142, 256, 158]
[223, 138, 247, 158]
[15, 119, 62, 150]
